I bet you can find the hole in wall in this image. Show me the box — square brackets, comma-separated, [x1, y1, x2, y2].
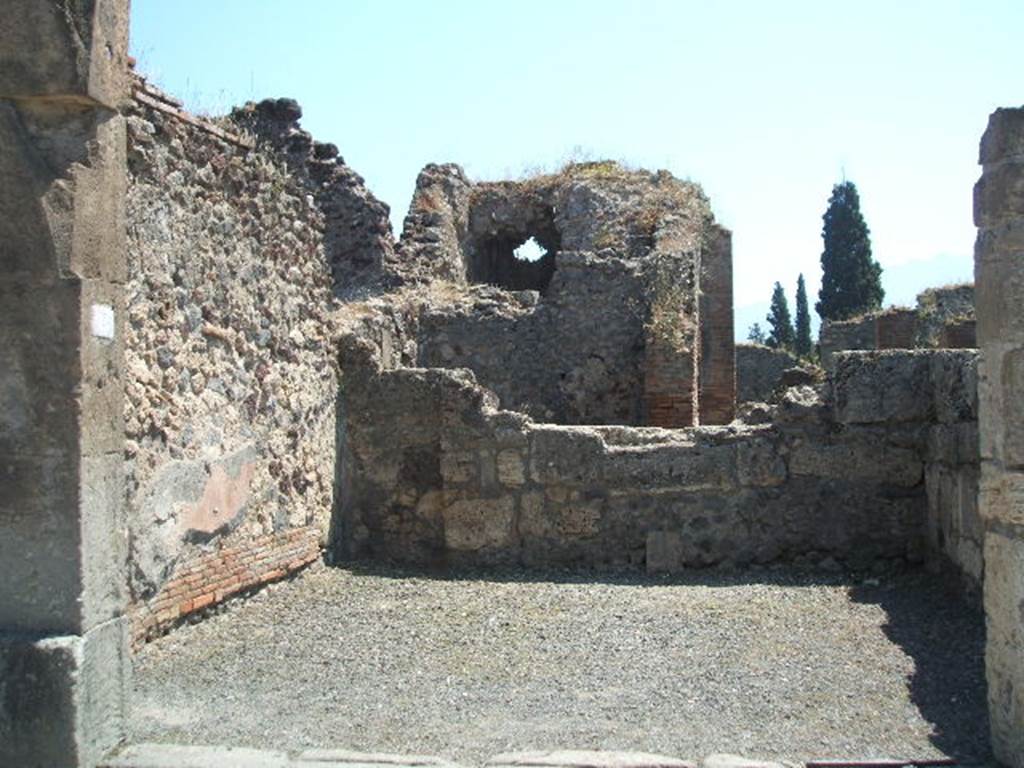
[466, 209, 561, 294]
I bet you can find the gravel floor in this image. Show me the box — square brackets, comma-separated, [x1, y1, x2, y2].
[130, 563, 989, 765]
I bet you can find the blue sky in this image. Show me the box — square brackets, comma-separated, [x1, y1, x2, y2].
[131, 1, 1021, 338]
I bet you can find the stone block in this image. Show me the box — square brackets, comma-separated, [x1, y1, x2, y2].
[929, 350, 978, 423]
[443, 496, 515, 550]
[832, 351, 932, 424]
[600, 440, 738, 490]
[486, 751, 694, 768]
[980, 345, 1024, 467]
[528, 426, 606, 485]
[80, 452, 128, 629]
[788, 436, 922, 487]
[440, 451, 476, 484]
[552, 500, 603, 537]
[980, 464, 1024, 527]
[980, 106, 1024, 165]
[956, 420, 981, 464]
[0, 451, 84, 634]
[0, 280, 82, 457]
[101, 743, 290, 768]
[496, 449, 526, 486]
[974, 238, 1024, 345]
[646, 530, 683, 574]
[69, 115, 129, 282]
[736, 436, 786, 486]
[702, 756, 786, 768]
[0, 449, 125, 636]
[297, 749, 461, 767]
[927, 425, 957, 465]
[983, 530, 1024, 767]
[0, 617, 129, 768]
[0, 0, 129, 107]
[975, 159, 1024, 227]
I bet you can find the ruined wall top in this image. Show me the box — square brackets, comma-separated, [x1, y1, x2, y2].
[398, 161, 716, 287]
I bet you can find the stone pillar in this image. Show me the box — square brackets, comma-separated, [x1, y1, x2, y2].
[698, 225, 736, 424]
[974, 105, 1024, 768]
[0, 2, 131, 766]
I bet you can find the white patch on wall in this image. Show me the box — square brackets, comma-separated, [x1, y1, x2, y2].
[91, 304, 115, 340]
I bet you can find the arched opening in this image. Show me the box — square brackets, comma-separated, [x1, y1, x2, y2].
[466, 214, 561, 293]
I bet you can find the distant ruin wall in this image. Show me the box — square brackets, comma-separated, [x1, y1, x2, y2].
[819, 314, 878, 367]
[337, 332, 980, 579]
[417, 255, 649, 425]
[735, 343, 802, 403]
[122, 86, 392, 641]
[399, 162, 724, 427]
[820, 284, 976, 368]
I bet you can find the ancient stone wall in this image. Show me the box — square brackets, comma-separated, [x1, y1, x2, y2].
[875, 307, 919, 349]
[122, 84, 394, 641]
[923, 353, 982, 590]
[338, 324, 980, 579]
[417, 257, 649, 424]
[735, 343, 802, 403]
[819, 314, 879, 367]
[974, 105, 1024, 767]
[820, 285, 977, 368]
[399, 162, 730, 427]
[917, 283, 976, 346]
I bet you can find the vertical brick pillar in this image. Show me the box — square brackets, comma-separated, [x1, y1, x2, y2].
[974, 105, 1024, 768]
[698, 225, 736, 424]
[643, 253, 700, 428]
[644, 338, 698, 427]
[0, 2, 131, 766]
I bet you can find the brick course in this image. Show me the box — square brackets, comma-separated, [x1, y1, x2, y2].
[130, 527, 321, 646]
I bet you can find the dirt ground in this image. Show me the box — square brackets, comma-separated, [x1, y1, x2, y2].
[130, 564, 990, 765]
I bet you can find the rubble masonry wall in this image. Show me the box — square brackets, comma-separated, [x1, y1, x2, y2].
[122, 90, 395, 643]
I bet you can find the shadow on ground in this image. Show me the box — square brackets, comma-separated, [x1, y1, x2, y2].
[850, 573, 990, 764]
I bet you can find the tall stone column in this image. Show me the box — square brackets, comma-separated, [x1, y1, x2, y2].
[975, 105, 1024, 768]
[0, 1, 131, 766]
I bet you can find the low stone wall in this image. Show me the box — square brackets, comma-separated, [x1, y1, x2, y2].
[338, 333, 980, 579]
[933, 347, 982, 592]
[735, 343, 801, 402]
[831, 350, 981, 589]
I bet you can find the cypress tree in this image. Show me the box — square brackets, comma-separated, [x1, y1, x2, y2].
[815, 180, 884, 321]
[766, 281, 795, 350]
[794, 273, 813, 358]
[747, 322, 766, 345]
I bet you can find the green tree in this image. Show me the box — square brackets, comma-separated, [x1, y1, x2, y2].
[766, 281, 794, 350]
[794, 273, 813, 358]
[747, 322, 766, 344]
[816, 180, 884, 320]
